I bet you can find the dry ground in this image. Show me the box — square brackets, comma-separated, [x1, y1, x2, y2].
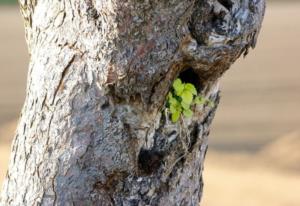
[203, 156, 300, 206]
[0, 3, 300, 206]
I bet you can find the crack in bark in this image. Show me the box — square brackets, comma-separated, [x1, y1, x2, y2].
[51, 55, 76, 105]
[52, 171, 58, 205]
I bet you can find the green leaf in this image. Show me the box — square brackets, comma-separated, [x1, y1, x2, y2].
[181, 101, 190, 110]
[166, 79, 199, 122]
[171, 111, 181, 123]
[173, 79, 184, 96]
[181, 90, 193, 104]
[194, 96, 205, 105]
[183, 109, 193, 118]
[169, 105, 177, 114]
[173, 79, 182, 88]
[168, 96, 178, 106]
[169, 97, 182, 112]
[184, 83, 197, 95]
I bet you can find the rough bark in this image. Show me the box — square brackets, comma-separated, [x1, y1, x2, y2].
[1, 0, 265, 205]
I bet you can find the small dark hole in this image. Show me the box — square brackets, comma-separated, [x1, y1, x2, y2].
[211, 12, 220, 24]
[178, 68, 202, 91]
[218, 0, 233, 11]
[101, 101, 110, 110]
[47, 147, 53, 155]
[138, 149, 164, 175]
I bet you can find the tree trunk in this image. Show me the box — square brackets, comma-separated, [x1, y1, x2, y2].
[1, 0, 265, 205]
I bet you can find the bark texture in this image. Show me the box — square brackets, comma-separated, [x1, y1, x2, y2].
[1, 0, 265, 205]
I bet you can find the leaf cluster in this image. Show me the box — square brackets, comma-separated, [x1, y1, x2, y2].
[166, 78, 212, 123]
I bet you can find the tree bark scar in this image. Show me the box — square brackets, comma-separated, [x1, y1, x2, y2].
[51, 55, 76, 105]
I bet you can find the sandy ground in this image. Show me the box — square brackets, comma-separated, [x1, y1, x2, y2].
[0, 3, 300, 206]
[202, 160, 300, 206]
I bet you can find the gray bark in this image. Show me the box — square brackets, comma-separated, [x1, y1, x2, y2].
[1, 0, 265, 205]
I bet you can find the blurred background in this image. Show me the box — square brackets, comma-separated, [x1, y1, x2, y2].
[0, 0, 299, 205]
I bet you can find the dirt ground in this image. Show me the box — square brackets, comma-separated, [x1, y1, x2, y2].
[0, 3, 300, 205]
